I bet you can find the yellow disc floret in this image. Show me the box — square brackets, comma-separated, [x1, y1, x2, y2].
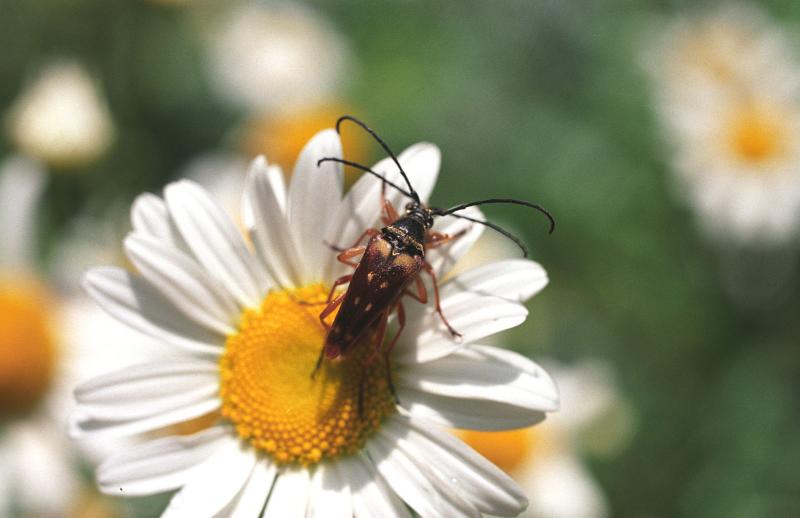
[219, 284, 396, 466]
[0, 278, 57, 420]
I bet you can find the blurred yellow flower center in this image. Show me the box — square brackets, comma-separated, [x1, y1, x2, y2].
[728, 105, 785, 163]
[243, 105, 367, 177]
[459, 427, 544, 475]
[0, 280, 57, 420]
[219, 284, 395, 466]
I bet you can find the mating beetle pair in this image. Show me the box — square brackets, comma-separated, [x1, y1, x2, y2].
[312, 116, 554, 411]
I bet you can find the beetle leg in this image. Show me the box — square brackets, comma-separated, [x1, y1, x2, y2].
[337, 245, 367, 268]
[425, 228, 468, 249]
[382, 198, 400, 225]
[319, 292, 346, 330]
[402, 274, 428, 304]
[311, 292, 346, 379]
[422, 261, 462, 338]
[326, 274, 353, 303]
[329, 227, 380, 255]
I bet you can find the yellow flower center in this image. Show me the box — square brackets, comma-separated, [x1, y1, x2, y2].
[458, 427, 545, 475]
[728, 104, 785, 163]
[219, 284, 396, 466]
[0, 279, 57, 420]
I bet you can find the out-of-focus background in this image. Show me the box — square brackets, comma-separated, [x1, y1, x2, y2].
[1, 1, 799, 517]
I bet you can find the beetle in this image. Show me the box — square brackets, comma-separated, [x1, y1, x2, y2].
[312, 116, 555, 410]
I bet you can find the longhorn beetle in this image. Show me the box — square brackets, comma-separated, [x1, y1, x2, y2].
[312, 115, 555, 412]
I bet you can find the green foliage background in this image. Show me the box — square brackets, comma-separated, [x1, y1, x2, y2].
[2, 1, 799, 516]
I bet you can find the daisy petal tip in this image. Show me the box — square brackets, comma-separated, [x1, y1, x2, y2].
[304, 127, 342, 157]
[252, 154, 268, 168]
[247, 155, 271, 178]
[67, 410, 91, 439]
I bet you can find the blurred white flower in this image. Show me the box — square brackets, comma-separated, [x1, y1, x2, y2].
[207, 3, 350, 114]
[0, 156, 155, 516]
[459, 360, 634, 518]
[647, 4, 800, 245]
[6, 61, 115, 169]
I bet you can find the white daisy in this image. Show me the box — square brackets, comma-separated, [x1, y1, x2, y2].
[459, 361, 634, 518]
[206, 3, 350, 114]
[0, 155, 158, 516]
[72, 128, 559, 516]
[6, 60, 115, 169]
[646, 4, 800, 245]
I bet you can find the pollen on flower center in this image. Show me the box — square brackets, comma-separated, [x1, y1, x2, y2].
[727, 104, 785, 163]
[219, 284, 396, 466]
[0, 279, 57, 420]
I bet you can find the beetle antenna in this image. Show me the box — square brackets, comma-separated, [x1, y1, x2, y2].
[437, 212, 531, 258]
[317, 157, 415, 199]
[436, 198, 555, 234]
[336, 115, 420, 203]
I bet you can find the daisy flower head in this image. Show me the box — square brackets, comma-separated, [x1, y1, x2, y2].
[646, 4, 800, 245]
[207, 3, 350, 115]
[6, 60, 114, 169]
[73, 125, 559, 516]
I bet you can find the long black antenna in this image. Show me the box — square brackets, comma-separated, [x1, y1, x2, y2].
[336, 115, 420, 203]
[436, 198, 556, 234]
[443, 212, 532, 258]
[317, 157, 415, 199]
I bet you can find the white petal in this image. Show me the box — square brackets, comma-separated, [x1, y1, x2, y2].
[548, 360, 619, 434]
[366, 429, 478, 517]
[287, 129, 343, 283]
[246, 157, 303, 288]
[163, 438, 256, 518]
[125, 233, 239, 335]
[305, 463, 352, 518]
[340, 452, 411, 518]
[397, 344, 559, 415]
[0, 155, 45, 267]
[262, 469, 310, 518]
[426, 206, 485, 280]
[73, 359, 218, 421]
[521, 453, 608, 518]
[443, 259, 548, 303]
[380, 142, 441, 208]
[96, 426, 229, 496]
[6, 422, 76, 514]
[384, 415, 528, 516]
[226, 460, 277, 518]
[397, 389, 547, 431]
[397, 295, 528, 364]
[165, 180, 267, 306]
[130, 192, 186, 250]
[71, 394, 220, 438]
[320, 164, 383, 281]
[83, 267, 224, 357]
[322, 143, 441, 281]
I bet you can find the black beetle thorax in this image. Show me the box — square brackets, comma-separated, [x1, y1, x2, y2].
[382, 215, 426, 255]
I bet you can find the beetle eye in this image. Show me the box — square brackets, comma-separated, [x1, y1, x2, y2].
[405, 202, 414, 211]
